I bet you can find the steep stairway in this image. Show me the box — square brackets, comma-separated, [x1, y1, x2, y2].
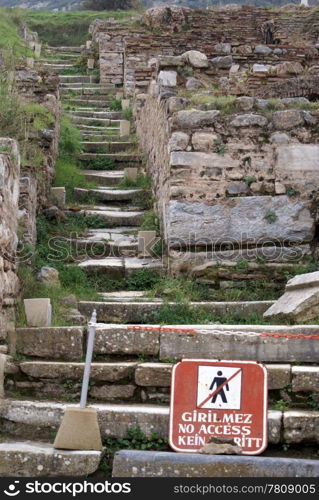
[1, 46, 318, 478]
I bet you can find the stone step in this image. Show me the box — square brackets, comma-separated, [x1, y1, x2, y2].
[81, 142, 135, 153]
[78, 300, 273, 326]
[74, 187, 141, 202]
[69, 110, 122, 120]
[0, 441, 101, 477]
[83, 170, 124, 186]
[60, 83, 114, 89]
[39, 58, 77, 65]
[68, 228, 138, 257]
[112, 451, 319, 478]
[11, 361, 317, 401]
[70, 116, 121, 126]
[59, 75, 97, 84]
[46, 46, 82, 53]
[81, 133, 121, 141]
[0, 399, 284, 444]
[16, 324, 319, 363]
[79, 153, 141, 164]
[66, 99, 114, 108]
[76, 125, 120, 134]
[78, 256, 162, 279]
[78, 209, 144, 226]
[60, 87, 118, 96]
[42, 64, 74, 72]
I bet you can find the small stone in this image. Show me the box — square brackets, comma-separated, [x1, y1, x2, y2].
[37, 267, 60, 286]
[192, 132, 218, 152]
[169, 132, 190, 152]
[63, 309, 86, 326]
[276, 62, 304, 77]
[43, 206, 59, 219]
[186, 77, 203, 90]
[229, 64, 240, 74]
[235, 97, 255, 112]
[272, 110, 304, 130]
[214, 43, 232, 54]
[211, 55, 233, 69]
[255, 45, 272, 55]
[182, 50, 209, 69]
[226, 183, 248, 195]
[167, 97, 189, 113]
[175, 110, 220, 128]
[231, 114, 268, 128]
[274, 182, 286, 195]
[199, 437, 242, 455]
[253, 64, 271, 73]
[292, 366, 319, 392]
[269, 132, 290, 144]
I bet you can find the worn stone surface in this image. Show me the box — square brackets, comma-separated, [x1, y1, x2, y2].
[0, 441, 101, 477]
[192, 132, 218, 152]
[135, 363, 173, 387]
[264, 272, 319, 321]
[167, 197, 314, 247]
[186, 77, 203, 90]
[16, 327, 83, 360]
[283, 411, 319, 444]
[112, 451, 319, 477]
[292, 366, 319, 393]
[158, 70, 177, 88]
[169, 132, 190, 152]
[94, 325, 160, 356]
[211, 55, 233, 69]
[276, 145, 319, 173]
[272, 110, 304, 130]
[266, 365, 291, 390]
[90, 384, 136, 401]
[230, 114, 268, 127]
[20, 362, 137, 382]
[174, 110, 220, 129]
[199, 437, 242, 455]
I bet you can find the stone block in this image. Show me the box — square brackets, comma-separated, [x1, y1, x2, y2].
[112, 451, 319, 478]
[120, 120, 131, 138]
[135, 363, 173, 387]
[268, 410, 282, 444]
[122, 99, 130, 110]
[192, 132, 217, 152]
[169, 132, 190, 152]
[124, 167, 138, 181]
[24, 299, 52, 328]
[87, 58, 95, 70]
[90, 384, 136, 401]
[16, 327, 83, 360]
[252, 64, 271, 73]
[94, 325, 160, 356]
[255, 45, 272, 55]
[211, 55, 233, 69]
[0, 441, 101, 477]
[158, 71, 177, 88]
[266, 364, 291, 390]
[170, 151, 236, 171]
[167, 196, 314, 247]
[231, 114, 268, 127]
[283, 410, 319, 443]
[276, 144, 319, 172]
[292, 366, 319, 392]
[264, 272, 319, 322]
[174, 110, 220, 129]
[272, 110, 304, 130]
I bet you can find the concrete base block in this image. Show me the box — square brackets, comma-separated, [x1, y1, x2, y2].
[51, 187, 66, 209]
[24, 299, 52, 328]
[54, 407, 103, 451]
[122, 99, 130, 110]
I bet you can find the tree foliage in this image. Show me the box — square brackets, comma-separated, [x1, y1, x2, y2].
[81, 0, 140, 10]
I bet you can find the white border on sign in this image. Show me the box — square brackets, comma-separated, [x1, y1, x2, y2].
[169, 359, 268, 455]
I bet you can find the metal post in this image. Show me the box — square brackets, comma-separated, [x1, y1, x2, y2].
[80, 310, 97, 409]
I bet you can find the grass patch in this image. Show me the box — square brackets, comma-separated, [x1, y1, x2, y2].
[141, 210, 160, 232]
[190, 95, 236, 114]
[83, 157, 117, 170]
[19, 9, 140, 47]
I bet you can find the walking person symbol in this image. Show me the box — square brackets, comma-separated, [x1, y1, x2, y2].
[209, 371, 229, 403]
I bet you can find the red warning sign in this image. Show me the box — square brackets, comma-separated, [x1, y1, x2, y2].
[169, 359, 268, 455]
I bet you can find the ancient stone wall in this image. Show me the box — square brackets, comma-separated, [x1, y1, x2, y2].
[0, 139, 21, 344]
[91, 6, 319, 96]
[135, 53, 319, 273]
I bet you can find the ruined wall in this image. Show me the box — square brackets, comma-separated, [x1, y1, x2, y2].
[0, 139, 21, 345]
[135, 52, 319, 274]
[91, 6, 319, 96]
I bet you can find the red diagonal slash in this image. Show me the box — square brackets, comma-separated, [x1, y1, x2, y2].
[198, 368, 242, 409]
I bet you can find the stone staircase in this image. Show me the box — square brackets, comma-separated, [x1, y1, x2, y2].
[1, 46, 318, 478]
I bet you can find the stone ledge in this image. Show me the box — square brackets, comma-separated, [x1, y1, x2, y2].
[0, 441, 101, 477]
[112, 450, 319, 478]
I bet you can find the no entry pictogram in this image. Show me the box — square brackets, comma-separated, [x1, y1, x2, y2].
[169, 359, 268, 455]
